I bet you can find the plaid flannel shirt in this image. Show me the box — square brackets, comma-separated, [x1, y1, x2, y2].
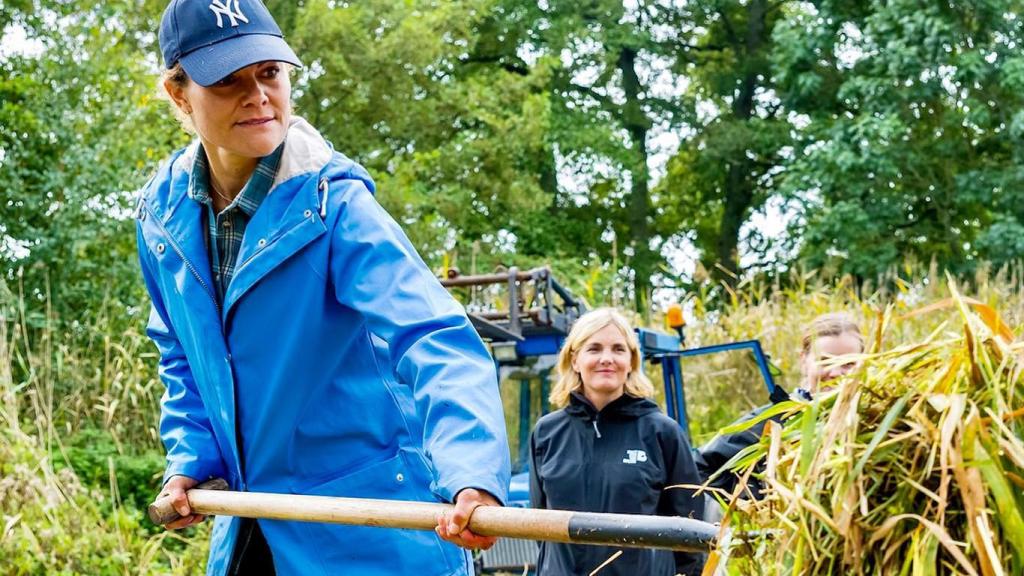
[188, 143, 284, 303]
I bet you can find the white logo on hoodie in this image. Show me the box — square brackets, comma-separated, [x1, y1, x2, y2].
[623, 449, 648, 464]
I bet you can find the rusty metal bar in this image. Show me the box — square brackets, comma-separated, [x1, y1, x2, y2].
[439, 267, 549, 288]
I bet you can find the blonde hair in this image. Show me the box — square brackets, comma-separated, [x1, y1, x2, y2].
[548, 308, 655, 408]
[801, 312, 863, 355]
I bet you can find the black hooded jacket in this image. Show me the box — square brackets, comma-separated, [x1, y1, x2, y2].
[695, 384, 792, 496]
[528, 392, 704, 576]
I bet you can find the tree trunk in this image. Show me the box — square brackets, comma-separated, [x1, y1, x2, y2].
[618, 46, 654, 312]
[712, 0, 766, 286]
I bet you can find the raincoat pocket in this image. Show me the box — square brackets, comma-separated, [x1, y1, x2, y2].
[289, 448, 461, 575]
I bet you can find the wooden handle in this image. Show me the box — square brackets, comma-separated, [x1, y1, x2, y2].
[148, 484, 718, 552]
[148, 478, 230, 525]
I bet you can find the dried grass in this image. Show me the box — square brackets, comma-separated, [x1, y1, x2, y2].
[710, 279, 1024, 575]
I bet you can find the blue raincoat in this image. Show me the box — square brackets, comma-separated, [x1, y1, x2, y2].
[135, 118, 511, 575]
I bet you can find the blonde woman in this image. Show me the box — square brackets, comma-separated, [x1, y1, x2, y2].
[528, 308, 704, 576]
[696, 312, 864, 494]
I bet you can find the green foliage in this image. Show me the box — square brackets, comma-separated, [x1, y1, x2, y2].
[2, 282, 205, 575]
[57, 427, 165, 511]
[492, 0, 694, 305]
[283, 0, 554, 266]
[656, 0, 795, 284]
[1, 0, 184, 330]
[775, 0, 1024, 278]
[6, 0, 1024, 324]
[0, 425, 209, 575]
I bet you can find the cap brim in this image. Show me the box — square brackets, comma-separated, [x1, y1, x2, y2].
[179, 34, 302, 87]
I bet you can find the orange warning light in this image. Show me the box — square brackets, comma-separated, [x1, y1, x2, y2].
[666, 303, 685, 330]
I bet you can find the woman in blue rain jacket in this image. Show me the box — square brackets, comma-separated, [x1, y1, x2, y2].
[138, 2, 510, 574]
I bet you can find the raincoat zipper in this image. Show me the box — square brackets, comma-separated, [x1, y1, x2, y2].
[141, 201, 248, 490]
[142, 203, 221, 315]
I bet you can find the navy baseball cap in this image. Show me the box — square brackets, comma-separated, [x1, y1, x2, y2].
[159, 0, 302, 87]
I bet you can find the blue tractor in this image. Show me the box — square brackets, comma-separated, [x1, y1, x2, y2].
[440, 267, 778, 572]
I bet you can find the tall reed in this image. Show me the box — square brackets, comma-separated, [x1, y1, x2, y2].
[0, 278, 208, 574]
[679, 263, 1024, 443]
[706, 280, 1024, 575]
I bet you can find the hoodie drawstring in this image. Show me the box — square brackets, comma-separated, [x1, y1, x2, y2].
[592, 420, 602, 438]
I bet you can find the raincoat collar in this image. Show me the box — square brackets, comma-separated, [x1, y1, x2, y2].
[141, 117, 336, 323]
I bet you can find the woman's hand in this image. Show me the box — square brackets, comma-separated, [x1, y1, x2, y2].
[159, 475, 206, 529]
[435, 488, 500, 550]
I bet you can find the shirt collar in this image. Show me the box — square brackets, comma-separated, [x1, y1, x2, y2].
[187, 145, 212, 205]
[188, 142, 285, 216]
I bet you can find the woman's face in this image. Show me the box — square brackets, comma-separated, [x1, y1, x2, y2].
[572, 324, 632, 402]
[166, 61, 291, 159]
[801, 331, 863, 392]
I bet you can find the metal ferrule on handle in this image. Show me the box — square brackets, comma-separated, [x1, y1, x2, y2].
[149, 486, 718, 553]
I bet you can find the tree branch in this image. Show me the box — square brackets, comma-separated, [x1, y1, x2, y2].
[764, 100, 784, 118]
[669, 41, 729, 53]
[459, 54, 530, 76]
[575, 84, 622, 118]
[717, 8, 740, 46]
[556, 74, 623, 119]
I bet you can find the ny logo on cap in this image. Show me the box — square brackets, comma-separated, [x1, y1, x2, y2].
[209, 0, 249, 28]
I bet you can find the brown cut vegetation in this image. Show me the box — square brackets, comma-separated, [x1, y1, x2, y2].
[706, 278, 1024, 575]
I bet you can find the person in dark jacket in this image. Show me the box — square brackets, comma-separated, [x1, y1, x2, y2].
[529, 308, 704, 576]
[696, 312, 864, 496]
